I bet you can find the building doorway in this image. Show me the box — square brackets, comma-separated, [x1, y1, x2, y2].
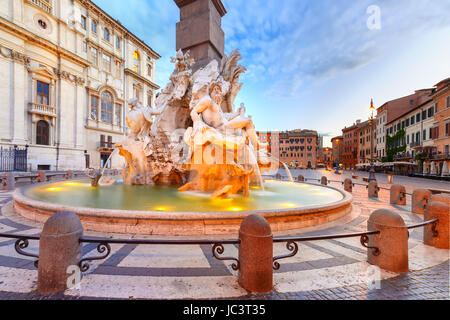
[100, 153, 111, 169]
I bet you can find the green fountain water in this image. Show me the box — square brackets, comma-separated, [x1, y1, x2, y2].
[24, 179, 343, 213]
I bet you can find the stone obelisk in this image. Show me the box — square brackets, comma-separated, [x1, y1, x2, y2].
[174, 0, 227, 70]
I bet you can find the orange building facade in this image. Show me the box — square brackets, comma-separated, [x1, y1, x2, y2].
[342, 123, 359, 170]
[331, 135, 343, 166]
[430, 78, 450, 171]
[257, 129, 318, 169]
[357, 120, 377, 164]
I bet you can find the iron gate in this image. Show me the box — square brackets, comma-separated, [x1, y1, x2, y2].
[0, 146, 28, 172]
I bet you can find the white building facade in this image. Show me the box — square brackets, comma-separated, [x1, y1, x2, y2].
[385, 99, 436, 161]
[0, 0, 160, 171]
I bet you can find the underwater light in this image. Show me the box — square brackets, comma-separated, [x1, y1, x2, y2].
[47, 187, 62, 192]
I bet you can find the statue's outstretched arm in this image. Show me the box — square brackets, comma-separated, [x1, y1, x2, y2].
[224, 110, 241, 121]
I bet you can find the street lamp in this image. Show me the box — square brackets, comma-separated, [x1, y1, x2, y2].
[368, 99, 376, 182]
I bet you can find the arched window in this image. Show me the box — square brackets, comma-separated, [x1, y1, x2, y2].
[101, 91, 113, 123]
[36, 120, 49, 145]
[133, 51, 140, 73]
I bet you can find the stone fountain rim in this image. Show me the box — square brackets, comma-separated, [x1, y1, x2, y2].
[13, 181, 352, 221]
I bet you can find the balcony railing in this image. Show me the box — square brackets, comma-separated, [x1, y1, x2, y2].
[430, 153, 450, 161]
[28, 103, 56, 117]
[410, 141, 421, 148]
[394, 152, 412, 160]
[99, 141, 115, 150]
[27, 0, 52, 14]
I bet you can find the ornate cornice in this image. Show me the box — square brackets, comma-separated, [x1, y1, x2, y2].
[0, 44, 30, 65]
[174, 0, 227, 17]
[53, 68, 85, 86]
[0, 17, 90, 68]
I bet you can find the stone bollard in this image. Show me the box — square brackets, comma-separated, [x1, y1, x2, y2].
[424, 202, 449, 249]
[343, 178, 352, 192]
[429, 194, 450, 206]
[37, 212, 83, 294]
[38, 170, 47, 183]
[297, 175, 304, 182]
[2, 173, 15, 191]
[65, 170, 72, 180]
[368, 181, 379, 198]
[321, 176, 327, 186]
[390, 184, 406, 205]
[238, 215, 273, 293]
[412, 189, 432, 214]
[367, 209, 408, 273]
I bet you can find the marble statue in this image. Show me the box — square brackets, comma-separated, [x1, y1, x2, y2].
[115, 49, 273, 198]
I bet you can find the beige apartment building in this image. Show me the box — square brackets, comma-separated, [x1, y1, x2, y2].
[0, 0, 160, 171]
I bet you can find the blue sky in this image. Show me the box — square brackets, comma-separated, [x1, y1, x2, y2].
[93, 0, 450, 147]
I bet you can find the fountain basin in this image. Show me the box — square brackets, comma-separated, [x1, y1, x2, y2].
[13, 180, 352, 235]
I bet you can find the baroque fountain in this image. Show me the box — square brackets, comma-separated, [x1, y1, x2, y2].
[13, 49, 352, 235]
[12, 0, 352, 235]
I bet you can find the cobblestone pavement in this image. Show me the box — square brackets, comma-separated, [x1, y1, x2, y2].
[0, 172, 448, 300]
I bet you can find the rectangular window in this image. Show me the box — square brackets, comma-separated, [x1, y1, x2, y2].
[431, 127, 439, 139]
[91, 20, 97, 33]
[410, 116, 415, 125]
[114, 104, 121, 126]
[406, 118, 409, 127]
[447, 96, 450, 108]
[422, 110, 427, 120]
[416, 132, 420, 144]
[416, 113, 420, 122]
[82, 41, 87, 52]
[445, 122, 450, 137]
[116, 36, 121, 49]
[147, 64, 152, 77]
[89, 47, 98, 66]
[104, 28, 110, 41]
[428, 107, 434, 117]
[36, 81, 49, 105]
[90, 96, 98, 120]
[81, 15, 87, 30]
[101, 100, 112, 123]
[134, 87, 141, 101]
[423, 130, 426, 141]
[407, 135, 409, 144]
[102, 53, 111, 72]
